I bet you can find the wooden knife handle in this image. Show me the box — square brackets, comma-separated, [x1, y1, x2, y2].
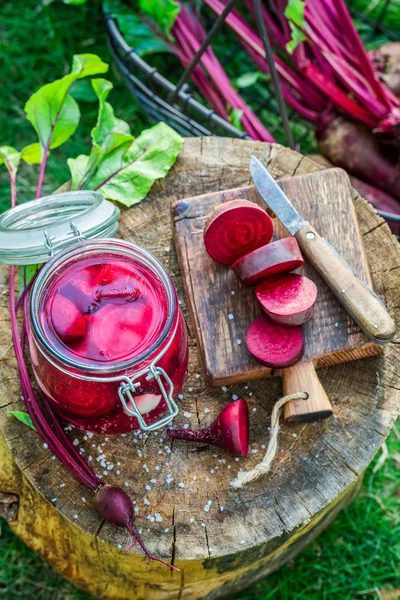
[295, 224, 395, 344]
[282, 360, 333, 424]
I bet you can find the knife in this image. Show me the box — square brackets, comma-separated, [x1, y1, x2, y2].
[250, 155, 395, 345]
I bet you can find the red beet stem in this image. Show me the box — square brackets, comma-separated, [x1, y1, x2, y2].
[255, 274, 318, 326]
[232, 238, 304, 285]
[203, 199, 274, 265]
[246, 315, 304, 368]
[167, 399, 249, 456]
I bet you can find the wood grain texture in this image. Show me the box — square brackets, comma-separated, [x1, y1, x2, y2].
[173, 168, 381, 387]
[0, 139, 399, 600]
[282, 360, 333, 423]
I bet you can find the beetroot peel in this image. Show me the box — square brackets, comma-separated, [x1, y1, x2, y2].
[167, 399, 249, 456]
[95, 485, 179, 571]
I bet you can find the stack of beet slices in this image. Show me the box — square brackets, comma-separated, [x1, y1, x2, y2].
[204, 199, 318, 369]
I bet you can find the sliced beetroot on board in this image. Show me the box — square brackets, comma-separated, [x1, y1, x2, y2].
[232, 237, 304, 285]
[50, 294, 87, 341]
[255, 274, 317, 326]
[246, 315, 304, 368]
[203, 199, 274, 265]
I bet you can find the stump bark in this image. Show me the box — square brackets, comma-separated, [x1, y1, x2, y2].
[0, 138, 399, 600]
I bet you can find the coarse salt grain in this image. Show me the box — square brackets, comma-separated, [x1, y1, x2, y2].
[292, 433, 297, 438]
[183, 411, 192, 418]
[43, 443, 48, 449]
[144, 498, 150, 505]
[221, 386, 228, 392]
[124, 482, 129, 487]
[73, 439, 79, 446]
[237, 339, 242, 345]
[252, 449, 258, 454]
[74, 514, 79, 519]
[178, 482, 185, 488]
[155, 513, 163, 522]
[204, 407, 210, 414]
[60, 483, 65, 488]
[164, 528, 169, 533]
[228, 313, 234, 320]
[232, 394, 238, 401]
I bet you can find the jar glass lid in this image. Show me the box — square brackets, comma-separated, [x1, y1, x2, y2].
[0, 191, 120, 265]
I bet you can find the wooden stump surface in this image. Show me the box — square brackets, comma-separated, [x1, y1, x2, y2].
[0, 138, 399, 600]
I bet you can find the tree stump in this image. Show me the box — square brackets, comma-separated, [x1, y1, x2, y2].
[0, 138, 399, 600]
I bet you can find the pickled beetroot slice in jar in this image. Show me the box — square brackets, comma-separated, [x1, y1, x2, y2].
[90, 302, 155, 361]
[50, 294, 86, 341]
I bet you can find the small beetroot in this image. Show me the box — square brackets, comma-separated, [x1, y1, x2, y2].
[50, 294, 86, 341]
[167, 399, 249, 456]
[232, 237, 304, 285]
[203, 199, 274, 265]
[255, 274, 317, 326]
[94, 485, 179, 570]
[246, 315, 304, 368]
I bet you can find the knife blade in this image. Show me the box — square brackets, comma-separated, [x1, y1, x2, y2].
[250, 155, 309, 235]
[250, 155, 395, 345]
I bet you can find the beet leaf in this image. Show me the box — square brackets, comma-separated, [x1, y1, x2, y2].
[8, 410, 36, 431]
[68, 79, 183, 206]
[284, 0, 307, 54]
[24, 54, 109, 197]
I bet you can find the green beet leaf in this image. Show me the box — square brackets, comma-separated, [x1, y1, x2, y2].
[21, 143, 42, 165]
[138, 0, 180, 38]
[8, 410, 36, 431]
[103, 0, 171, 57]
[24, 54, 109, 159]
[229, 108, 244, 131]
[0, 146, 21, 177]
[91, 121, 183, 205]
[69, 78, 133, 190]
[285, 0, 307, 54]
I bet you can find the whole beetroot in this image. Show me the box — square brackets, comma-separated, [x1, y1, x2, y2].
[94, 485, 179, 570]
[317, 115, 400, 200]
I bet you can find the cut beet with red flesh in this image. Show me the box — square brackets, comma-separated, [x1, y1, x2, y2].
[246, 315, 304, 368]
[203, 199, 274, 265]
[232, 237, 304, 285]
[50, 294, 87, 341]
[255, 274, 317, 326]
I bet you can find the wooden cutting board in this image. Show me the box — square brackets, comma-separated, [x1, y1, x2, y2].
[172, 168, 382, 387]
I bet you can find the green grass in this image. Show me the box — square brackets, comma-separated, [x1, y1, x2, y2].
[1, 428, 398, 600]
[0, 1, 399, 598]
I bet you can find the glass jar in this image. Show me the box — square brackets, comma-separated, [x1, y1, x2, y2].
[0, 191, 188, 434]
